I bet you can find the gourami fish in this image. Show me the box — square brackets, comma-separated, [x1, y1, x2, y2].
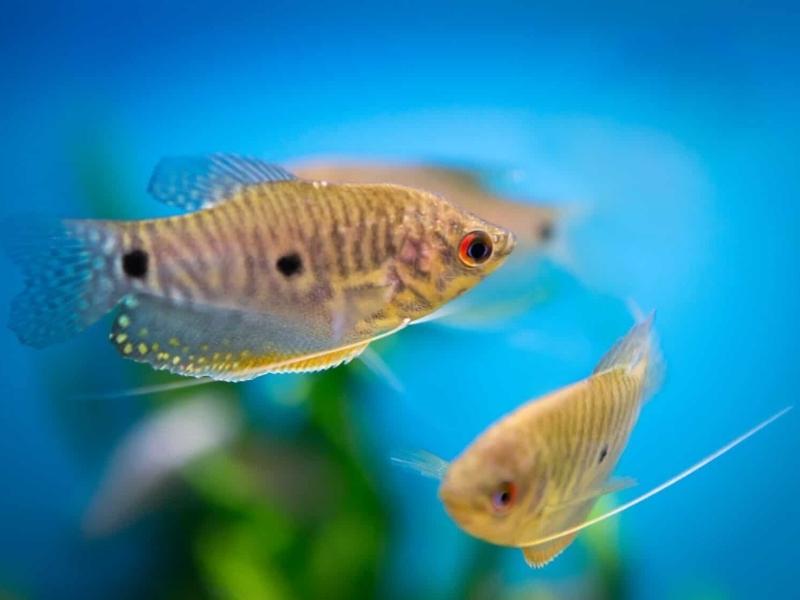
[290, 160, 559, 252]
[5, 154, 515, 381]
[394, 316, 791, 567]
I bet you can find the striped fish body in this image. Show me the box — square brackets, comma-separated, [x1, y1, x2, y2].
[511, 366, 645, 565]
[6, 155, 515, 381]
[107, 179, 513, 336]
[438, 318, 658, 566]
[291, 160, 558, 251]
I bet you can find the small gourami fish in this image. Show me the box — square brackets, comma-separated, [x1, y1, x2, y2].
[5, 154, 515, 381]
[394, 316, 791, 567]
[290, 160, 559, 252]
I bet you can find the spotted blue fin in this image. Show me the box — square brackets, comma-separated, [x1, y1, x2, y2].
[147, 153, 296, 211]
[110, 290, 402, 382]
[110, 294, 335, 381]
[4, 217, 125, 348]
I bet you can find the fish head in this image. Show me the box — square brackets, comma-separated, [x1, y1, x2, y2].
[392, 191, 516, 314]
[437, 425, 547, 546]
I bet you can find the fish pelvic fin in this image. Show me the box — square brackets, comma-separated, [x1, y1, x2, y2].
[594, 311, 663, 399]
[522, 532, 578, 568]
[4, 216, 125, 347]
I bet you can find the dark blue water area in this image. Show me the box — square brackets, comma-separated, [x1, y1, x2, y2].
[0, 1, 798, 598]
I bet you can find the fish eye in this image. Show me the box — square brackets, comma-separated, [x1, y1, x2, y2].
[458, 231, 493, 267]
[490, 481, 517, 512]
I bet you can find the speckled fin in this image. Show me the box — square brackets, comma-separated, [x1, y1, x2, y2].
[147, 153, 296, 211]
[522, 532, 578, 568]
[109, 292, 403, 381]
[4, 217, 124, 348]
[110, 294, 340, 381]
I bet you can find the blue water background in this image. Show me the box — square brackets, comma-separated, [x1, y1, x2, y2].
[0, 1, 797, 598]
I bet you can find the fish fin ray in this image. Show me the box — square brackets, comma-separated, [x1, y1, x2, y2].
[246, 342, 370, 378]
[73, 377, 216, 400]
[147, 153, 296, 211]
[516, 407, 792, 549]
[594, 311, 663, 399]
[4, 216, 124, 347]
[358, 347, 405, 394]
[522, 532, 578, 568]
[390, 449, 450, 480]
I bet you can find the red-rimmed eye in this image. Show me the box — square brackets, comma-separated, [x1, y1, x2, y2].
[491, 481, 517, 512]
[458, 231, 493, 267]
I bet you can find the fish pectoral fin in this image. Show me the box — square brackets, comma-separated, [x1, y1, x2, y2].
[546, 477, 637, 513]
[332, 283, 395, 342]
[522, 532, 578, 568]
[358, 347, 405, 394]
[147, 153, 296, 211]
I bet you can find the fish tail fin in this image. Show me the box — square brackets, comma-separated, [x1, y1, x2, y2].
[3, 216, 126, 348]
[594, 309, 664, 398]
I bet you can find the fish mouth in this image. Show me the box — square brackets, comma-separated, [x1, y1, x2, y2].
[438, 483, 478, 524]
[495, 231, 517, 259]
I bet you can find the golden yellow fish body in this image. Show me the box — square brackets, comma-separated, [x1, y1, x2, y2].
[7, 155, 515, 381]
[438, 318, 655, 566]
[291, 160, 558, 251]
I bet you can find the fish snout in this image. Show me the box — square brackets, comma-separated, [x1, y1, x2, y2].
[438, 480, 475, 523]
[495, 230, 517, 259]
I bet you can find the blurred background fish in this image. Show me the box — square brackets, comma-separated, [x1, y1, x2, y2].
[291, 159, 591, 333]
[290, 160, 561, 253]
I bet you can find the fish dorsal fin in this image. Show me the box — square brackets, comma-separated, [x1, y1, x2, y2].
[594, 313, 663, 399]
[515, 407, 792, 552]
[147, 153, 296, 211]
[594, 313, 655, 374]
[522, 532, 578, 568]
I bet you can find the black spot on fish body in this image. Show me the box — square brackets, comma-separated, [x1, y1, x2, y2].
[122, 249, 149, 278]
[539, 222, 554, 242]
[598, 445, 609, 464]
[276, 252, 303, 277]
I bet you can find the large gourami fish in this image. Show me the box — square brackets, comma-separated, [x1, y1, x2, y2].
[6, 154, 515, 381]
[290, 160, 559, 252]
[395, 316, 791, 567]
